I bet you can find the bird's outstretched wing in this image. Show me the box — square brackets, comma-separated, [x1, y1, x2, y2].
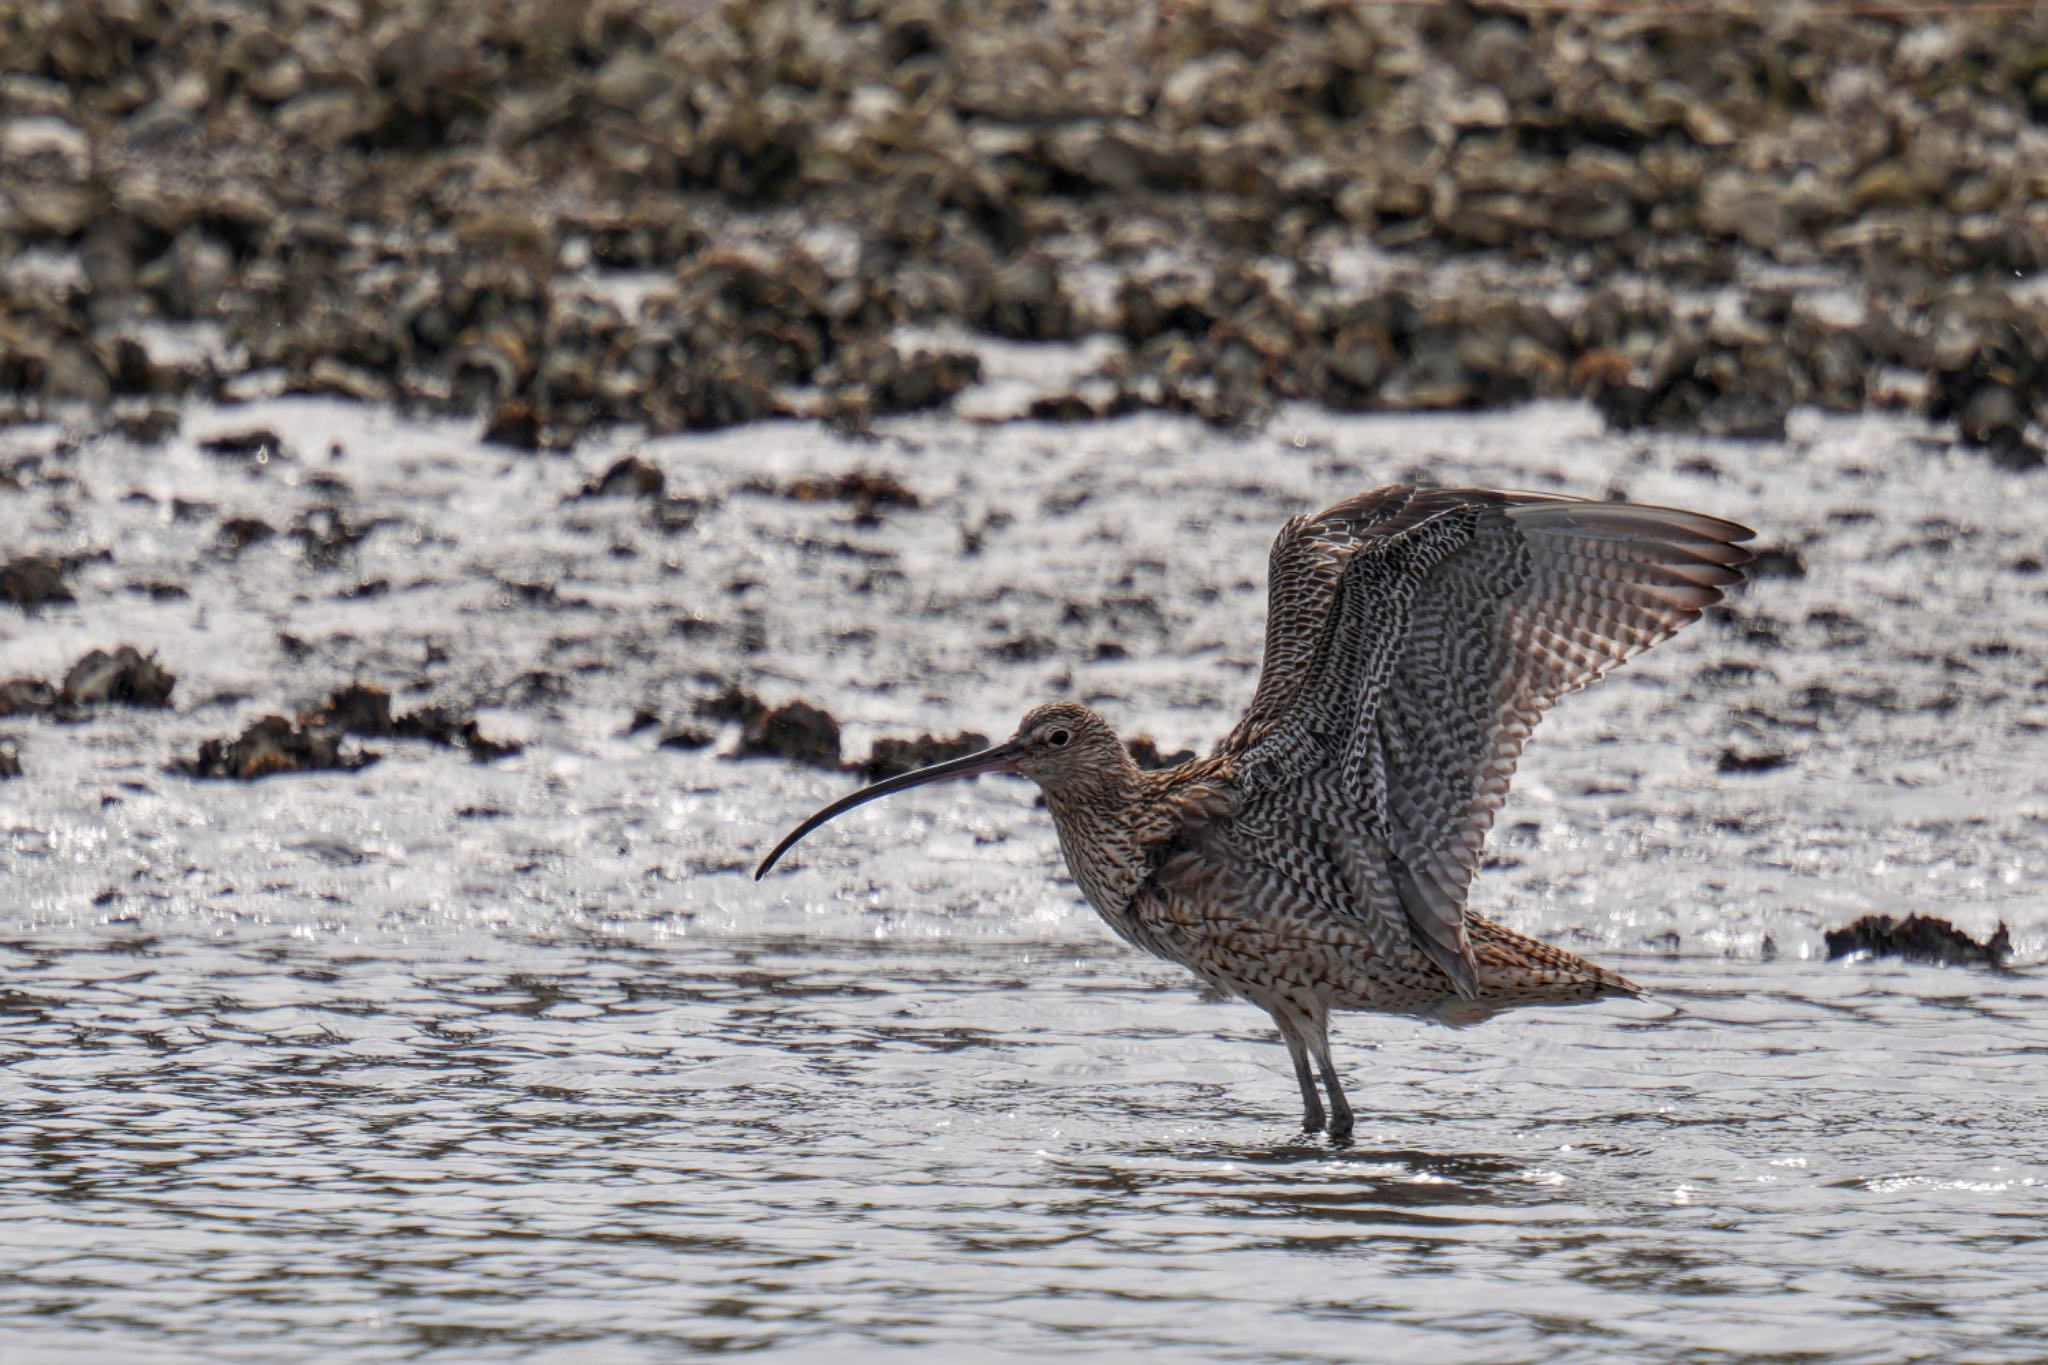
[1219, 487, 1754, 996]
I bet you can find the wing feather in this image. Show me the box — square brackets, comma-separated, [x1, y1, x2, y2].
[1218, 486, 1754, 995]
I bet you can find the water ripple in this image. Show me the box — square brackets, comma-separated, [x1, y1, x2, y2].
[4, 933, 2045, 1361]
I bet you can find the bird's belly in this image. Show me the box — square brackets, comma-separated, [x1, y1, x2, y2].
[1115, 884, 1453, 1018]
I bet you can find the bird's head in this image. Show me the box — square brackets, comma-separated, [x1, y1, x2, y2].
[1005, 700, 1128, 793]
[754, 700, 1132, 878]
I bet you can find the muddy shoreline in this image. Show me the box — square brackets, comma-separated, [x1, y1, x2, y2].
[0, 396, 2038, 969]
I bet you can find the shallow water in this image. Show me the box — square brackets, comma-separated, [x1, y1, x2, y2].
[4, 936, 2045, 1363]
[2, 397, 2045, 1360]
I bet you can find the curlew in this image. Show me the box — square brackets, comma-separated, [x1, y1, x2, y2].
[757, 486, 1754, 1139]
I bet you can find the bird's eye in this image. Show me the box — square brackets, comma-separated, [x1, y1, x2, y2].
[1046, 728, 1071, 748]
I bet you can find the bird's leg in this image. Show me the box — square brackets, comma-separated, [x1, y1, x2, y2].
[1309, 1032, 1353, 1144]
[1276, 1020, 1325, 1134]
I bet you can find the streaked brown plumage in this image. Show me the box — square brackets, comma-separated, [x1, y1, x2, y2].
[758, 486, 1755, 1139]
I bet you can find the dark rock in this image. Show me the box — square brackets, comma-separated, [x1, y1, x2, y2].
[173, 715, 378, 781]
[650, 495, 708, 533]
[305, 683, 395, 736]
[390, 703, 523, 761]
[1717, 748, 1792, 773]
[290, 507, 378, 567]
[1696, 659, 1778, 688]
[822, 341, 982, 420]
[575, 456, 665, 500]
[775, 470, 922, 522]
[859, 730, 991, 781]
[700, 685, 762, 724]
[0, 738, 19, 779]
[459, 728, 524, 763]
[60, 646, 175, 708]
[501, 670, 568, 705]
[647, 361, 782, 433]
[983, 252, 1082, 340]
[657, 725, 716, 751]
[1026, 388, 1140, 422]
[702, 684, 842, 768]
[198, 429, 288, 463]
[100, 405, 181, 444]
[1127, 736, 1196, 770]
[1957, 382, 2028, 449]
[0, 679, 58, 716]
[0, 556, 73, 611]
[1985, 441, 2047, 472]
[287, 684, 521, 762]
[502, 579, 560, 606]
[1749, 546, 1807, 579]
[1823, 914, 2012, 968]
[992, 634, 1057, 663]
[481, 400, 546, 451]
[737, 700, 841, 767]
[217, 517, 276, 553]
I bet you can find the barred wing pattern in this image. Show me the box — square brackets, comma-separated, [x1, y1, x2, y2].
[1218, 488, 1493, 758]
[1222, 488, 1754, 996]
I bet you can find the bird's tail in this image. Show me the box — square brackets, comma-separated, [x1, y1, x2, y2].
[1428, 921, 1642, 1027]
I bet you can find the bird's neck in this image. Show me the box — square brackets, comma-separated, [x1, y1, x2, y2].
[1041, 764, 1149, 916]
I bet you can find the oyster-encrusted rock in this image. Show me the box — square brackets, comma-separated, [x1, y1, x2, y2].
[0, 0, 2044, 447]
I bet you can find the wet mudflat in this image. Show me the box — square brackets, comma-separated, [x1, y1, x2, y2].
[2, 398, 2046, 1360]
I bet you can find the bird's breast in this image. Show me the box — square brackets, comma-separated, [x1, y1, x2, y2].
[1053, 829, 1142, 921]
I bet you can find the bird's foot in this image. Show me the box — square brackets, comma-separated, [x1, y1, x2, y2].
[1296, 1075, 1327, 1134]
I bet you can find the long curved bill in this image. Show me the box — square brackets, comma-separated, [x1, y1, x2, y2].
[754, 739, 1025, 879]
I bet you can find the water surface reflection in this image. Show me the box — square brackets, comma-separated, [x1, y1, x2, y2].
[3, 932, 2044, 1361]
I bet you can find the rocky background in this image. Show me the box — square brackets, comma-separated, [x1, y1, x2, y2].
[3, 0, 2047, 457]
